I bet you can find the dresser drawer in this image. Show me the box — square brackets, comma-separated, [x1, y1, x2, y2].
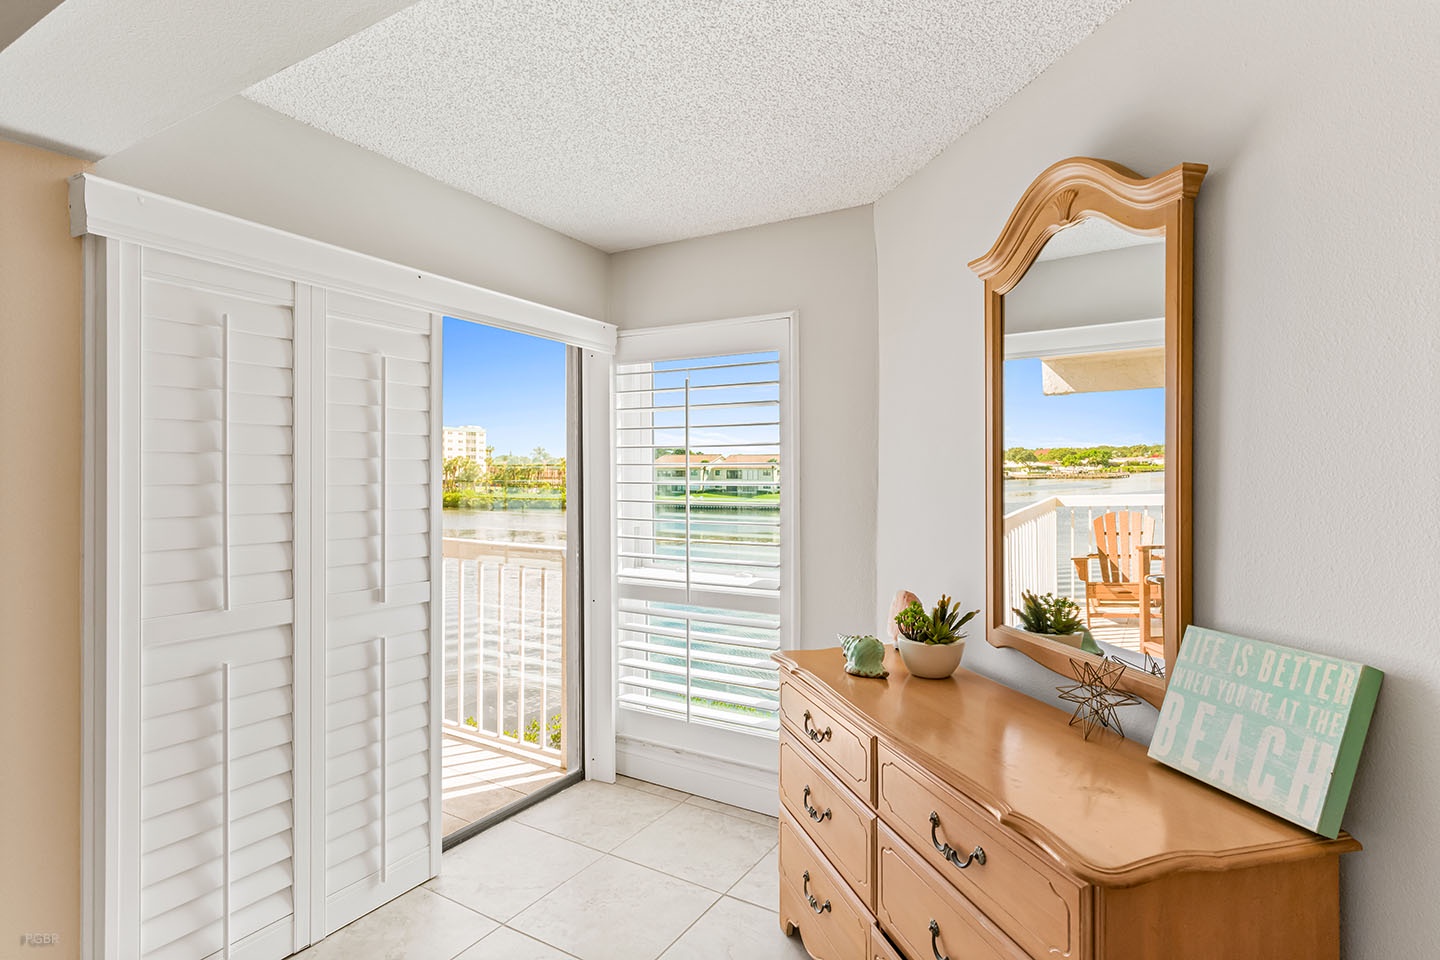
[877, 823, 1028, 960]
[780, 812, 873, 960]
[780, 681, 874, 802]
[781, 731, 876, 907]
[877, 744, 1084, 959]
[870, 925, 904, 960]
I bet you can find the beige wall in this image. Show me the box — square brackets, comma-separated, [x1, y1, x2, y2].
[0, 137, 88, 957]
[873, 0, 1439, 956]
[609, 205, 879, 648]
[95, 97, 610, 321]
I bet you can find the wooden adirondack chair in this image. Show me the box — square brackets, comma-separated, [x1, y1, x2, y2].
[1071, 511, 1164, 631]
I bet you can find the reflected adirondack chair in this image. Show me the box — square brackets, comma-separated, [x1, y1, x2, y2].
[1071, 512, 1164, 638]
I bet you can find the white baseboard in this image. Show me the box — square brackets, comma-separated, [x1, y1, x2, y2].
[616, 736, 779, 816]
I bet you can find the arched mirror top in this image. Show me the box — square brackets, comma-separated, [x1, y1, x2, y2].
[970, 157, 1206, 295]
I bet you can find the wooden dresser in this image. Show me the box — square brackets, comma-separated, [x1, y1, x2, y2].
[773, 648, 1360, 960]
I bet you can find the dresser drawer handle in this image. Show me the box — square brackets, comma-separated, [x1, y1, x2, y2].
[802, 711, 833, 743]
[802, 870, 832, 915]
[929, 811, 986, 869]
[802, 786, 832, 823]
[929, 919, 949, 960]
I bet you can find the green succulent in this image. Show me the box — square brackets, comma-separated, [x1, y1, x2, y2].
[894, 600, 932, 642]
[895, 594, 979, 646]
[1013, 591, 1086, 636]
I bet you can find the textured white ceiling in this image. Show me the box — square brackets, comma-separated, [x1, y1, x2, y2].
[247, 0, 1131, 251]
[1038, 217, 1162, 261]
[0, 0, 419, 157]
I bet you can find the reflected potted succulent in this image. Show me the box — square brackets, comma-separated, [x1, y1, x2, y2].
[894, 594, 979, 679]
[1012, 591, 1102, 655]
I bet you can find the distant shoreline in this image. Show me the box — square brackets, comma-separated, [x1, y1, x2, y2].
[1006, 468, 1164, 480]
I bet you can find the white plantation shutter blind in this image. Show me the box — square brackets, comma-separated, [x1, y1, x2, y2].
[316, 293, 440, 933]
[614, 317, 793, 740]
[79, 177, 609, 960]
[134, 251, 301, 960]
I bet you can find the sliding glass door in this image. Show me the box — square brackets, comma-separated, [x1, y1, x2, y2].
[438, 319, 582, 838]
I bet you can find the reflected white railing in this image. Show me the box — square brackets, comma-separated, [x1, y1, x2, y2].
[443, 537, 566, 761]
[1002, 493, 1165, 616]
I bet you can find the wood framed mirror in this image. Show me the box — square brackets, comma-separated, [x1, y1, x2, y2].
[969, 157, 1206, 708]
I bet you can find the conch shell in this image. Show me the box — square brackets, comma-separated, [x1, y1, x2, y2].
[840, 634, 888, 678]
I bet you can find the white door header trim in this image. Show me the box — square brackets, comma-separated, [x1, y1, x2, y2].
[68, 173, 617, 353]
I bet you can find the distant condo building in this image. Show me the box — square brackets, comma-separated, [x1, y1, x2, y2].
[443, 425, 488, 463]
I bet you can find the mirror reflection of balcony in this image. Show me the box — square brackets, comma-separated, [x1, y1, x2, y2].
[1002, 493, 1165, 672]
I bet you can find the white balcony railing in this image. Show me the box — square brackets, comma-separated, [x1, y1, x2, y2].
[1002, 493, 1165, 618]
[442, 537, 566, 760]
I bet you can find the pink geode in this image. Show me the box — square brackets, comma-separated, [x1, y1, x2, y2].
[887, 589, 921, 643]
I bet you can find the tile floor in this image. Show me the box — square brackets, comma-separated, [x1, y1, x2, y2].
[441, 732, 569, 836]
[296, 776, 810, 960]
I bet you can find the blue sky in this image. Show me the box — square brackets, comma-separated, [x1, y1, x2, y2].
[1003, 357, 1163, 448]
[443, 317, 567, 457]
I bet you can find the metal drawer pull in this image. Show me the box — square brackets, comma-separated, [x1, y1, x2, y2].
[929, 919, 949, 960]
[802, 786, 832, 823]
[802, 710, 832, 743]
[802, 870, 831, 915]
[929, 811, 986, 869]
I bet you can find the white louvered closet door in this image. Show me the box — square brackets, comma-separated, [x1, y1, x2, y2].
[132, 251, 305, 960]
[313, 292, 442, 934]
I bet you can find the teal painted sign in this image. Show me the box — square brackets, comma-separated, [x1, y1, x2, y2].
[1148, 626, 1382, 838]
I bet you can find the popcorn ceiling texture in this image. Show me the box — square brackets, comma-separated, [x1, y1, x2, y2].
[246, 0, 1131, 252]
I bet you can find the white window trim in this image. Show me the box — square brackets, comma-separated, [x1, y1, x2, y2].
[607, 312, 799, 813]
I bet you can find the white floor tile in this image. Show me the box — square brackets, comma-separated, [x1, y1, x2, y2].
[297, 887, 497, 960]
[658, 896, 811, 960]
[429, 820, 602, 921]
[454, 926, 578, 959]
[727, 844, 779, 908]
[508, 855, 719, 960]
[514, 779, 682, 851]
[613, 802, 779, 891]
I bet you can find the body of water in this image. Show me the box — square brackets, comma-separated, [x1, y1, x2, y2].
[443, 506, 567, 544]
[1004, 472, 1164, 515]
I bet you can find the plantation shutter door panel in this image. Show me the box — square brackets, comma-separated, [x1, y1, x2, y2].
[135, 251, 301, 960]
[612, 316, 794, 773]
[317, 292, 440, 934]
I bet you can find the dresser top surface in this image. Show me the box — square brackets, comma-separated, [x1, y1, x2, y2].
[775, 647, 1358, 885]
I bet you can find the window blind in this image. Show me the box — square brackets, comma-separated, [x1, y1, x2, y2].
[614, 351, 785, 735]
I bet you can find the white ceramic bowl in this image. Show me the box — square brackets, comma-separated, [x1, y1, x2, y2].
[897, 637, 965, 679]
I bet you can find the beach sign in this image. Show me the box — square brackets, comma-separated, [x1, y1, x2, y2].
[1148, 626, 1382, 838]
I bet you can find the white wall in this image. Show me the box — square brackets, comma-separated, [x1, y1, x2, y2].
[95, 97, 609, 320]
[609, 205, 879, 649]
[873, 0, 1439, 956]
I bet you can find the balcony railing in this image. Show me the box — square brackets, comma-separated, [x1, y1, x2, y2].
[1002, 493, 1165, 617]
[442, 537, 566, 761]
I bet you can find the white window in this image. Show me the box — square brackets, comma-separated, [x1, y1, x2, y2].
[612, 315, 795, 776]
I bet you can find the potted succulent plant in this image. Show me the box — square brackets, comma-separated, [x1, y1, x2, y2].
[1012, 591, 1102, 655]
[894, 594, 979, 678]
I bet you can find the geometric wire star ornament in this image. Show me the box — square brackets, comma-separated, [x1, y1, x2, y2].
[1055, 657, 1143, 740]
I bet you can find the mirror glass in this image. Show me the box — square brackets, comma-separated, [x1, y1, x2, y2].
[1001, 216, 1169, 674]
